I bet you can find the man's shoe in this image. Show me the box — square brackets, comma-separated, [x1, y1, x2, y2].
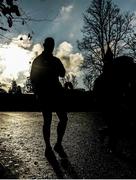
[54, 144, 67, 158]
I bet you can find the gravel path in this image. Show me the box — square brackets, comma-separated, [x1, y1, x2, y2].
[0, 112, 136, 179]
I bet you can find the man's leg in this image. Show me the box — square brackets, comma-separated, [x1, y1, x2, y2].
[42, 111, 52, 149]
[56, 112, 68, 145]
[54, 112, 68, 158]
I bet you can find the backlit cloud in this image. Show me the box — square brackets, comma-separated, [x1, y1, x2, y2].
[0, 34, 83, 91]
[12, 34, 33, 49]
[60, 5, 74, 20]
[54, 4, 74, 29]
[56, 41, 84, 78]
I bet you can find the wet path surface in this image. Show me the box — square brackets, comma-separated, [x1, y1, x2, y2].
[0, 112, 136, 179]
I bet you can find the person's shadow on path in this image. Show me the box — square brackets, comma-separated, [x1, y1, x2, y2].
[45, 150, 79, 179]
[60, 158, 79, 178]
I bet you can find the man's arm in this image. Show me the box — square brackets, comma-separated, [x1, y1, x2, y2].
[57, 58, 66, 77]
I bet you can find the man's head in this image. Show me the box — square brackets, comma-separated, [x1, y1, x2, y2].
[43, 37, 55, 53]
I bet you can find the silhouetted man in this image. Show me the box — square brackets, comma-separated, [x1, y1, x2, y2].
[30, 37, 68, 158]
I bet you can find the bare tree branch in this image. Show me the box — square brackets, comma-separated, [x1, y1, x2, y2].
[78, 0, 135, 89]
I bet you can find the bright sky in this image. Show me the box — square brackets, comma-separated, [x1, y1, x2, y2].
[0, 0, 136, 91]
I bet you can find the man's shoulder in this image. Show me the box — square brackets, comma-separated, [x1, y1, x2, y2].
[32, 53, 43, 64]
[52, 56, 62, 64]
[53, 56, 60, 61]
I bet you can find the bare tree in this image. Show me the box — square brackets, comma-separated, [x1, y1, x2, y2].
[83, 73, 94, 91]
[125, 33, 136, 59]
[78, 0, 135, 74]
[70, 75, 78, 89]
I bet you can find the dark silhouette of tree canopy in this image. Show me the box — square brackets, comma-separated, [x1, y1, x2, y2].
[64, 74, 78, 89]
[8, 80, 22, 94]
[71, 75, 78, 89]
[78, 0, 135, 88]
[24, 76, 33, 93]
[8, 80, 17, 94]
[0, 0, 21, 32]
[126, 33, 136, 59]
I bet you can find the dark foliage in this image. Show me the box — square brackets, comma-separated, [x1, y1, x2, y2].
[0, 0, 20, 31]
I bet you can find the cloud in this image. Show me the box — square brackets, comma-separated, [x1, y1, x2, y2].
[0, 34, 39, 90]
[56, 41, 84, 79]
[69, 32, 74, 38]
[49, 4, 74, 35]
[61, 5, 73, 13]
[31, 43, 43, 62]
[0, 34, 83, 91]
[0, 44, 31, 89]
[56, 41, 73, 56]
[59, 5, 73, 20]
[11, 34, 33, 49]
[53, 4, 74, 29]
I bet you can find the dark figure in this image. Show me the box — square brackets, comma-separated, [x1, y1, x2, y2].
[30, 37, 68, 158]
[93, 47, 136, 154]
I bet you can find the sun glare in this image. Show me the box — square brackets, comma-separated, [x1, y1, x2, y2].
[1, 44, 31, 80]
